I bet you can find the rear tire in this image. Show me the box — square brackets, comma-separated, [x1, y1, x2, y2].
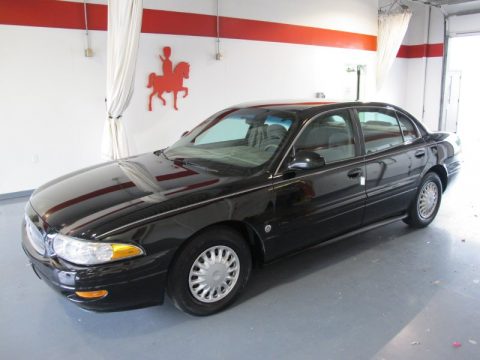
[403, 172, 442, 228]
[167, 226, 252, 316]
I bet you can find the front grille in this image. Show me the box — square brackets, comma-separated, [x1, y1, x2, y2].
[25, 215, 46, 255]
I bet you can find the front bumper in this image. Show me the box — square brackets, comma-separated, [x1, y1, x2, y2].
[22, 221, 169, 312]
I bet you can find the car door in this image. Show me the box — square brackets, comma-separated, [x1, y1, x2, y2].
[355, 107, 428, 225]
[264, 109, 367, 260]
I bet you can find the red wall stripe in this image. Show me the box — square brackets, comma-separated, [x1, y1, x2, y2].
[0, 0, 376, 51]
[397, 43, 444, 58]
[0, 0, 107, 30]
[218, 17, 375, 50]
[0, 1, 445, 57]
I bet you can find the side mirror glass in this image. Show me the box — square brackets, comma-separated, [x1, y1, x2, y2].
[288, 150, 326, 170]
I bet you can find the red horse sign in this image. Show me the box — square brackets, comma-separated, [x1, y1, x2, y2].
[148, 47, 190, 111]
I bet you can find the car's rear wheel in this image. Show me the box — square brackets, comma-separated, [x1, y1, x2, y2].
[404, 172, 442, 228]
[167, 226, 252, 316]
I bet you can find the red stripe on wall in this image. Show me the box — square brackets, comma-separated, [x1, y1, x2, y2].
[397, 43, 444, 58]
[219, 17, 376, 50]
[0, 0, 376, 51]
[0, 0, 107, 30]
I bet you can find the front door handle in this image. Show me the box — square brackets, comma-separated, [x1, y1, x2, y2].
[347, 168, 362, 178]
[415, 150, 426, 158]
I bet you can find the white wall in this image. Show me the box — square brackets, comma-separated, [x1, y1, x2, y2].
[0, 26, 107, 194]
[376, 59, 408, 107]
[0, 0, 378, 194]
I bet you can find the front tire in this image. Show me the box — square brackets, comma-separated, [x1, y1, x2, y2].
[404, 172, 442, 228]
[167, 227, 252, 316]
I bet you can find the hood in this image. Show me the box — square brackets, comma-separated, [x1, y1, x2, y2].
[29, 152, 252, 239]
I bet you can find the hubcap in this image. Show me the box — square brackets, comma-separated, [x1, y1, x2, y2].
[189, 246, 240, 303]
[418, 180, 439, 220]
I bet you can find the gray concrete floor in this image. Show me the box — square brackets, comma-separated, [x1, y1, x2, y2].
[1, 154, 479, 360]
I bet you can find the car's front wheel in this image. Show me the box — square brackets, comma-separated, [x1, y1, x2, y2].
[167, 226, 252, 316]
[404, 172, 442, 228]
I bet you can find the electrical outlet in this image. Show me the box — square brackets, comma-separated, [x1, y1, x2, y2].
[346, 64, 356, 73]
[84, 48, 94, 57]
[215, 52, 223, 61]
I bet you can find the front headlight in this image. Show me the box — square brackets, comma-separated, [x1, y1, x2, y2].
[53, 234, 144, 265]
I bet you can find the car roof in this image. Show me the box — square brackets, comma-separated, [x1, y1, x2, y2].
[227, 100, 428, 133]
[234, 100, 403, 117]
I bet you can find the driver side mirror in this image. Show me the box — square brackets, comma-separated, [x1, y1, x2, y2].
[288, 150, 326, 170]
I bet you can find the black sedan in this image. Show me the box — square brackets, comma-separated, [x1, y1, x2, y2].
[22, 101, 461, 315]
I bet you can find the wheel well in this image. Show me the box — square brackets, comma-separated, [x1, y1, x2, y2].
[207, 221, 265, 267]
[428, 165, 448, 192]
[169, 221, 265, 270]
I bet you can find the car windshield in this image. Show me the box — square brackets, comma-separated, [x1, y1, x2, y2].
[164, 108, 296, 170]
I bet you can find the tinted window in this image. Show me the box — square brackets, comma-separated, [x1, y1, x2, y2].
[397, 112, 419, 142]
[294, 111, 355, 163]
[358, 109, 403, 154]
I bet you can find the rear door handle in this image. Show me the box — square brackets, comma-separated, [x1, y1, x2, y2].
[415, 150, 426, 158]
[347, 168, 362, 178]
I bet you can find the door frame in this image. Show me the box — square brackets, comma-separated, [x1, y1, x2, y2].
[440, 15, 480, 131]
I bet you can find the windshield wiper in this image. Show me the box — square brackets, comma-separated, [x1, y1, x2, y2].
[154, 148, 170, 160]
[173, 158, 218, 173]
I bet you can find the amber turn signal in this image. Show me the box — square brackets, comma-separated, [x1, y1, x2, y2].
[111, 243, 143, 260]
[75, 290, 108, 299]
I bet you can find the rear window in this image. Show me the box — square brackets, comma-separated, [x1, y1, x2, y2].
[396, 112, 419, 142]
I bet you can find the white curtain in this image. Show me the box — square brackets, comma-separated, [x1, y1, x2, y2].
[101, 0, 143, 160]
[377, 9, 412, 90]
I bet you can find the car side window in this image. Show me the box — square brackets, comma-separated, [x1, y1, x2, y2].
[294, 111, 356, 163]
[358, 109, 403, 154]
[396, 112, 419, 142]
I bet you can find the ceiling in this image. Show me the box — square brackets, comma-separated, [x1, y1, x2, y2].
[427, 0, 476, 5]
[441, 0, 480, 15]
[396, 0, 480, 16]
